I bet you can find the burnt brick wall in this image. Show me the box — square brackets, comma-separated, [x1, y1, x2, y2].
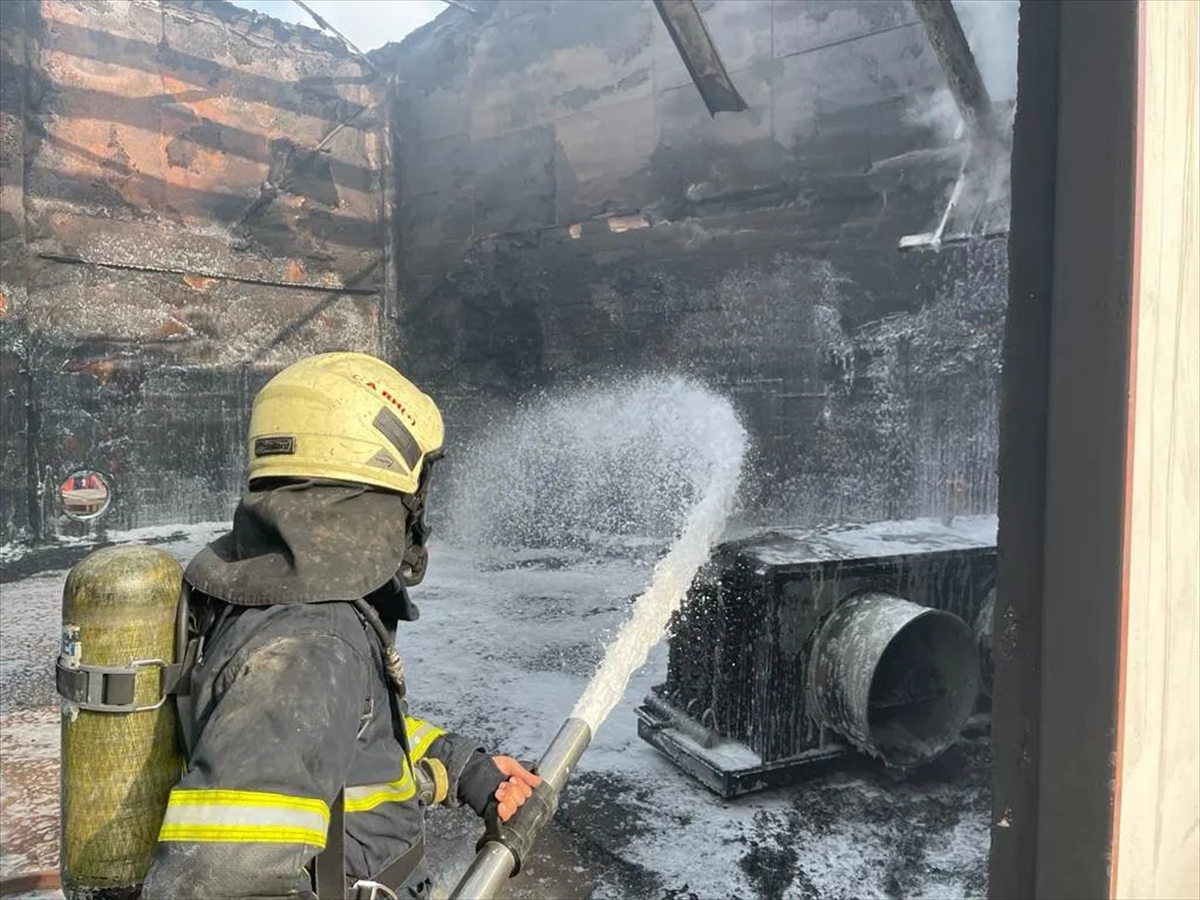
[1, 1, 32, 540]
[0, 0, 392, 544]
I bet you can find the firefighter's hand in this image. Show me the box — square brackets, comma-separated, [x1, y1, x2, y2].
[492, 756, 542, 822]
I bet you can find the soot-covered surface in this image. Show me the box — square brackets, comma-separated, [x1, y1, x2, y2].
[0, 525, 989, 899]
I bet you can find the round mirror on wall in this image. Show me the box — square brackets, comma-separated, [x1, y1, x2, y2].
[59, 470, 112, 522]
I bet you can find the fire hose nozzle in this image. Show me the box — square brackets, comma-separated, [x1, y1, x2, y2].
[449, 717, 592, 900]
[477, 780, 560, 876]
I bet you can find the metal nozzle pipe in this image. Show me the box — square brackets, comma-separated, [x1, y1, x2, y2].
[532, 717, 593, 795]
[448, 844, 514, 900]
[449, 717, 592, 900]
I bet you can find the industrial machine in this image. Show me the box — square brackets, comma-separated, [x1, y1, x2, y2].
[637, 516, 996, 797]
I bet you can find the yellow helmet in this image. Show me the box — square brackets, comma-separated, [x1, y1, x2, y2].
[247, 352, 444, 495]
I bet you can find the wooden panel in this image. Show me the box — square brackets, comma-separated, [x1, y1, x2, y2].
[1112, 2, 1200, 898]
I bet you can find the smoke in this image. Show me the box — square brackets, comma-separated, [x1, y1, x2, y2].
[908, 1, 1020, 143]
[953, 0, 1020, 103]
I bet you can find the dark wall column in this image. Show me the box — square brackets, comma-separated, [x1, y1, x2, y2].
[991, 1, 1138, 896]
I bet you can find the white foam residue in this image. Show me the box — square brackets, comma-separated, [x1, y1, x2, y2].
[744, 514, 998, 568]
[913, 806, 992, 897]
[669, 731, 763, 770]
[0, 521, 228, 566]
[0, 707, 61, 880]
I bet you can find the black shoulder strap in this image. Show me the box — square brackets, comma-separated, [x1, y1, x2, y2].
[311, 600, 425, 899]
[166, 584, 201, 758]
[170, 638, 202, 759]
[311, 787, 426, 900]
[169, 590, 233, 760]
[313, 788, 346, 899]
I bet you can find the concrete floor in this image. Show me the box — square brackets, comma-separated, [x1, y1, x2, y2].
[0, 525, 990, 899]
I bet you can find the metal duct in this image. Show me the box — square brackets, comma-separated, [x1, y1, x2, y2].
[807, 592, 980, 767]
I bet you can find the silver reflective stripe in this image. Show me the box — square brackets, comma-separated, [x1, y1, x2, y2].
[345, 770, 416, 812]
[405, 719, 444, 759]
[159, 789, 329, 847]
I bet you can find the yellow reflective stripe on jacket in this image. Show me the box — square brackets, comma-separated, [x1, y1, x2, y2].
[404, 716, 445, 761]
[158, 789, 329, 848]
[345, 765, 416, 812]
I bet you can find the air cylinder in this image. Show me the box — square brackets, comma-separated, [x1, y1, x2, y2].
[59, 546, 184, 899]
[807, 592, 979, 767]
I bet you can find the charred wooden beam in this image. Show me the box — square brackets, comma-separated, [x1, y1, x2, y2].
[36, 253, 380, 295]
[292, 0, 377, 76]
[652, 0, 748, 116]
[911, 0, 998, 143]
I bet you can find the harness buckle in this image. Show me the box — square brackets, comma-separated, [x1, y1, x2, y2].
[56, 657, 174, 712]
[357, 695, 374, 739]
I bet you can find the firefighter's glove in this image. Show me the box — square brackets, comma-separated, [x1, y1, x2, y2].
[458, 753, 541, 818]
[492, 756, 541, 821]
[477, 775, 559, 877]
[457, 753, 507, 816]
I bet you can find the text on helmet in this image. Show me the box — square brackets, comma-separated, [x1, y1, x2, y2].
[353, 374, 419, 429]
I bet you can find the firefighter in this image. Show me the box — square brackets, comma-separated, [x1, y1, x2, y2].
[141, 352, 542, 900]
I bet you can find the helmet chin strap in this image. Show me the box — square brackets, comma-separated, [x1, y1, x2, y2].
[400, 545, 428, 587]
[399, 457, 437, 587]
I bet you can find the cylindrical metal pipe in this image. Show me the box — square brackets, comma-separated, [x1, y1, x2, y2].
[450, 717, 592, 900]
[534, 717, 592, 793]
[642, 694, 720, 748]
[807, 593, 979, 767]
[448, 844, 513, 900]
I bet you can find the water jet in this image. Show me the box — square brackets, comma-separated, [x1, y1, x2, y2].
[446, 375, 746, 897]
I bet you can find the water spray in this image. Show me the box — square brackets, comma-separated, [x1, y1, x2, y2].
[445, 376, 746, 899]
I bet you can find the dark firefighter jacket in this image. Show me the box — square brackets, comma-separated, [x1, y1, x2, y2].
[140, 481, 498, 900]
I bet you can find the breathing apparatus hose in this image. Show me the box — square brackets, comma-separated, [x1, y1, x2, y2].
[351, 597, 406, 695]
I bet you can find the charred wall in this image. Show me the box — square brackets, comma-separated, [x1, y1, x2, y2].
[0, 0, 1012, 543]
[0, 0, 391, 544]
[387, 0, 1010, 523]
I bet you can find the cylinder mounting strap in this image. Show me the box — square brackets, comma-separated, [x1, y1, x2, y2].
[56, 657, 182, 713]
